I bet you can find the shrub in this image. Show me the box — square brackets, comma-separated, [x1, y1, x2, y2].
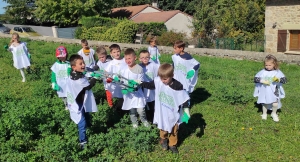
[78, 16, 122, 29]
[137, 22, 167, 42]
[156, 30, 187, 46]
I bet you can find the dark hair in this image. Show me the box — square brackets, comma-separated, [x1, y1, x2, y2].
[264, 54, 279, 70]
[96, 46, 107, 55]
[109, 44, 121, 52]
[81, 39, 88, 45]
[139, 49, 149, 55]
[158, 63, 174, 78]
[174, 40, 185, 49]
[124, 48, 136, 56]
[69, 54, 83, 67]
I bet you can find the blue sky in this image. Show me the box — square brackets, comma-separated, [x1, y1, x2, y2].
[0, 1, 8, 14]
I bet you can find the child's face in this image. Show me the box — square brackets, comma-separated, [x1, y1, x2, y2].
[97, 54, 107, 63]
[125, 54, 136, 67]
[174, 46, 183, 54]
[81, 43, 89, 49]
[160, 77, 173, 85]
[12, 35, 19, 42]
[58, 56, 67, 62]
[72, 59, 85, 72]
[111, 49, 121, 59]
[265, 61, 275, 71]
[139, 52, 150, 65]
[150, 41, 156, 47]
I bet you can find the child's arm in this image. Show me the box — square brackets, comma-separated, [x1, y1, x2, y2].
[140, 80, 155, 90]
[83, 78, 97, 90]
[51, 72, 60, 91]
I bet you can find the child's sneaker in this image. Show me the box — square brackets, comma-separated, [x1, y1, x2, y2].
[169, 146, 179, 154]
[132, 124, 138, 128]
[271, 113, 279, 122]
[65, 106, 68, 110]
[261, 114, 267, 120]
[22, 78, 26, 82]
[79, 141, 87, 150]
[160, 138, 168, 150]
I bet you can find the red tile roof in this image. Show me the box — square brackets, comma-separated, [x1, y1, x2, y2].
[111, 4, 160, 19]
[131, 10, 182, 23]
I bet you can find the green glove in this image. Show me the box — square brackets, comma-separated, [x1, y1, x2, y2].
[181, 108, 190, 124]
[181, 112, 190, 124]
[186, 70, 195, 79]
[121, 89, 129, 95]
[28, 53, 31, 59]
[151, 55, 156, 61]
[128, 80, 139, 87]
[90, 72, 101, 79]
[4, 44, 8, 50]
[127, 87, 135, 93]
[113, 75, 120, 82]
[158, 55, 161, 59]
[51, 83, 60, 91]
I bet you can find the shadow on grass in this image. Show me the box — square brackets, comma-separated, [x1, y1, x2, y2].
[177, 113, 206, 147]
[190, 88, 211, 108]
[254, 102, 281, 114]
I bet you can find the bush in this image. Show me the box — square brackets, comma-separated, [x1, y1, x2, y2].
[156, 30, 187, 46]
[137, 22, 167, 42]
[78, 16, 122, 29]
[79, 26, 108, 40]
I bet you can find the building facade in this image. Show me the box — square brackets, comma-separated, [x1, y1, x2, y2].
[265, 0, 300, 54]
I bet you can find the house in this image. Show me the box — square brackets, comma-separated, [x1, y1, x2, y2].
[265, 0, 300, 54]
[111, 4, 161, 19]
[111, 4, 193, 38]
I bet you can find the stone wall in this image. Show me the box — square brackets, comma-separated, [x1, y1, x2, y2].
[1, 33, 300, 65]
[265, 0, 300, 53]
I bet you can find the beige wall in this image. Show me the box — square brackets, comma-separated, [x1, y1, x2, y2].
[265, 1, 300, 53]
[165, 13, 193, 38]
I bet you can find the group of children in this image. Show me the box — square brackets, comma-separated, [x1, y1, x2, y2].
[7, 33, 287, 154]
[49, 38, 200, 153]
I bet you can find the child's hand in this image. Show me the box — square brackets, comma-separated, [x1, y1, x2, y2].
[90, 72, 102, 80]
[121, 88, 129, 95]
[181, 108, 190, 124]
[186, 70, 195, 79]
[151, 56, 156, 61]
[273, 76, 280, 82]
[113, 75, 120, 82]
[128, 80, 140, 87]
[260, 80, 270, 85]
[51, 83, 60, 91]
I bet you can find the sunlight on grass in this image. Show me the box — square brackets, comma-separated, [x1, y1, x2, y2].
[0, 38, 299, 161]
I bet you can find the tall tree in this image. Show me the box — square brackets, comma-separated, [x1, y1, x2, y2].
[193, 0, 265, 41]
[34, 0, 113, 26]
[3, 0, 35, 24]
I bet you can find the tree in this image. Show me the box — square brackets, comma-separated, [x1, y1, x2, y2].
[3, 0, 35, 24]
[34, 0, 113, 26]
[193, 0, 265, 42]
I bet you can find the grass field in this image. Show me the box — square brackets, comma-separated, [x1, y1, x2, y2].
[0, 38, 300, 161]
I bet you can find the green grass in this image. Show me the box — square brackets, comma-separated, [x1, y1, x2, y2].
[0, 38, 300, 161]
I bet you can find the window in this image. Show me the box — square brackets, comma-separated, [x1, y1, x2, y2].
[289, 30, 300, 51]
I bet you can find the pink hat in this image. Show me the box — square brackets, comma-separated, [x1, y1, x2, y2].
[56, 46, 68, 58]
